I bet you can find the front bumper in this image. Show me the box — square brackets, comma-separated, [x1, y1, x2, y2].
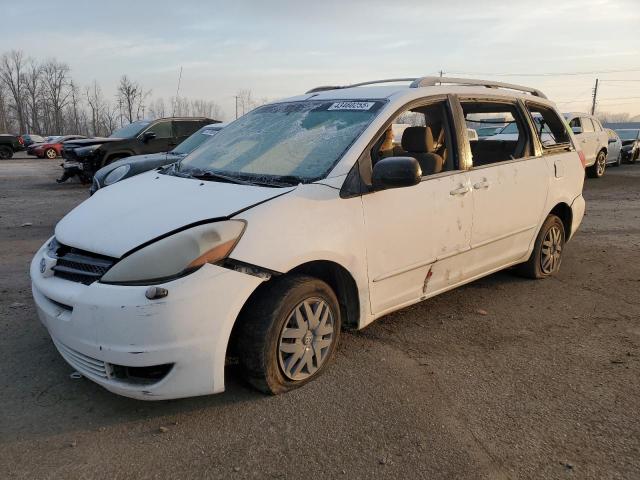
[30, 242, 263, 400]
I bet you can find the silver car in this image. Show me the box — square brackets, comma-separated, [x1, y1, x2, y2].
[605, 129, 622, 167]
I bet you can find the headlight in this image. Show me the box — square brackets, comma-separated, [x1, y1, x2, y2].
[104, 164, 131, 186]
[75, 144, 101, 156]
[101, 221, 246, 285]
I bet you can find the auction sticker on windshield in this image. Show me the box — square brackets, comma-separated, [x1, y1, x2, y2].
[328, 102, 375, 111]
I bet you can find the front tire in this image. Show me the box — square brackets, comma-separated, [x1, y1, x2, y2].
[45, 148, 57, 159]
[237, 275, 341, 395]
[516, 214, 565, 279]
[0, 146, 13, 159]
[586, 150, 606, 178]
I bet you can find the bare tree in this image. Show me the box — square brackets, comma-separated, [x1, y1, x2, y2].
[22, 59, 42, 133]
[101, 102, 120, 136]
[0, 84, 9, 132]
[0, 50, 27, 132]
[85, 80, 105, 136]
[597, 111, 631, 124]
[116, 75, 149, 123]
[148, 97, 166, 119]
[41, 59, 71, 134]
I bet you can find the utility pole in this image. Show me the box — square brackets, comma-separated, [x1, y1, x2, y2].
[591, 78, 599, 115]
[439, 69, 444, 85]
[235, 95, 239, 119]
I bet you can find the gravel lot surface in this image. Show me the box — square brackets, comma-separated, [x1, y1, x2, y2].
[1, 157, 639, 479]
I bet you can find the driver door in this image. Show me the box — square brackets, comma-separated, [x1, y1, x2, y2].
[140, 120, 174, 154]
[361, 99, 473, 315]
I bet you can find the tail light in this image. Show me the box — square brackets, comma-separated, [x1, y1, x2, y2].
[18, 136, 24, 145]
[577, 150, 586, 169]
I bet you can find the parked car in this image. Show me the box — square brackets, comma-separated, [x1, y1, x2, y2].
[614, 128, 640, 164]
[58, 117, 217, 183]
[605, 129, 622, 167]
[29, 135, 86, 159]
[90, 124, 226, 195]
[19, 134, 45, 148]
[564, 113, 609, 178]
[31, 77, 585, 400]
[0, 134, 23, 159]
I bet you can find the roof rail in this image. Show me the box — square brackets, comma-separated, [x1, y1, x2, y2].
[412, 76, 547, 98]
[306, 76, 547, 99]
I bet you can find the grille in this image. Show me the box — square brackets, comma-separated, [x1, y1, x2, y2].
[51, 241, 116, 285]
[52, 338, 112, 379]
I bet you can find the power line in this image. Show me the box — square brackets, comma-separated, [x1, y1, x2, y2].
[446, 68, 640, 78]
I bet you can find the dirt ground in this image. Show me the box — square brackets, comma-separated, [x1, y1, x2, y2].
[1, 154, 639, 480]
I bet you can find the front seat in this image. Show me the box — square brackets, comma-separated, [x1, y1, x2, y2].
[400, 126, 444, 175]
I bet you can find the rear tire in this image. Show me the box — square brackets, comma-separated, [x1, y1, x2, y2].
[0, 146, 13, 160]
[516, 214, 565, 279]
[237, 274, 341, 395]
[45, 148, 57, 159]
[586, 150, 606, 178]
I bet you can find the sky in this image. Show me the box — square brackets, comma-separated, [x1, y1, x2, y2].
[2, 0, 640, 120]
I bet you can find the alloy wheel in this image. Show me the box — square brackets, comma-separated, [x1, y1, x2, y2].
[278, 297, 335, 381]
[540, 225, 563, 274]
[46, 149, 57, 159]
[596, 153, 606, 176]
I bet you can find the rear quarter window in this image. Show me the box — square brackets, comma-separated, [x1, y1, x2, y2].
[525, 103, 572, 153]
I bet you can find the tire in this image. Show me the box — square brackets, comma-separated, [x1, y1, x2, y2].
[586, 150, 606, 178]
[516, 214, 565, 279]
[612, 152, 622, 167]
[632, 150, 638, 164]
[44, 148, 57, 159]
[0, 146, 13, 160]
[237, 274, 341, 395]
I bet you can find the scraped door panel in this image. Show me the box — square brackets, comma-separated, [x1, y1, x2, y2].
[362, 172, 473, 315]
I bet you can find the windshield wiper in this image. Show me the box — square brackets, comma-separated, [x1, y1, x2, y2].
[191, 171, 256, 186]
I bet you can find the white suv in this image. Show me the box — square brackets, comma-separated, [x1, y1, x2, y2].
[564, 112, 609, 178]
[30, 77, 586, 400]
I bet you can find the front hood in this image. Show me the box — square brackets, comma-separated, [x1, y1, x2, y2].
[55, 171, 295, 257]
[63, 137, 123, 147]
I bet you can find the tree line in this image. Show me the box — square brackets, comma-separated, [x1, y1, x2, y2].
[0, 50, 227, 137]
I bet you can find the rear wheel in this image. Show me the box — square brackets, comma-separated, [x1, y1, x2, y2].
[516, 214, 565, 279]
[0, 146, 13, 160]
[237, 275, 341, 395]
[586, 150, 606, 178]
[45, 148, 57, 159]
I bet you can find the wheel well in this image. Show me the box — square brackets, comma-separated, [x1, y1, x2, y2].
[550, 203, 572, 238]
[289, 261, 360, 329]
[225, 260, 360, 360]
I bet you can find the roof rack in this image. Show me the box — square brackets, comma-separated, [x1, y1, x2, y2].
[306, 76, 547, 99]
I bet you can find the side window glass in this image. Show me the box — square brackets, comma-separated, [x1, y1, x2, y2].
[581, 118, 595, 133]
[525, 103, 571, 152]
[174, 121, 198, 138]
[368, 101, 456, 178]
[146, 121, 172, 138]
[462, 101, 531, 166]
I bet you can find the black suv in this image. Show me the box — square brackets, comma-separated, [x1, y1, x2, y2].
[58, 117, 216, 182]
[0, 134, 23, 159]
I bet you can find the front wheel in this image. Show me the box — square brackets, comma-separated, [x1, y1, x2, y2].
[586, 150, 606, 178]
[237, 275, 341, 395]
[516, 214, 565, 279]
[0, 146, 13, 159]
[45, 148, 57, 159]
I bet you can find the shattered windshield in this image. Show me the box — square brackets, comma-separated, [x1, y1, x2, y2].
[178, 100, 384, 182]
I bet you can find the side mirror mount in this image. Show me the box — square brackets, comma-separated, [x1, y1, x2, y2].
[372, 157, 422, 191]
[571, 126, 582, 135]
[142, 131, 157, 143]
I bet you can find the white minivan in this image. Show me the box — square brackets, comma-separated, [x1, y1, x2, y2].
[31, 77, 586, 400]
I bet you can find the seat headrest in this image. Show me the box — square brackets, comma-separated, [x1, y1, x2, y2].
[402, 125, 440, 153]
[401, 126, 427, 152]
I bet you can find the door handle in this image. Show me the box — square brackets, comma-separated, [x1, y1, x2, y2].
[450, 184, 471, 196]
[473, 180, 489, 190]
